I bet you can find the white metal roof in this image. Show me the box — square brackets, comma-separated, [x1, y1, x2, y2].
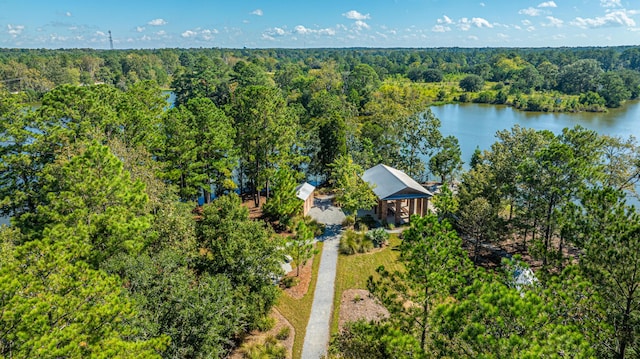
[295, 182, 315, 201]
[362, 164, 432, 200]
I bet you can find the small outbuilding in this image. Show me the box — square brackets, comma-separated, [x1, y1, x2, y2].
[362, 164, 433, 224]
[295, 182, 316, 216]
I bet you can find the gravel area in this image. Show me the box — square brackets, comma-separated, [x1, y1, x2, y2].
[338, 289, 390, 331]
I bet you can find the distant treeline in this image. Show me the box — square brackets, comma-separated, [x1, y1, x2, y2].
[1, 46, 640, 109]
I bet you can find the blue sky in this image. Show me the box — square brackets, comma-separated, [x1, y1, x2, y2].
[1, 0, 638, 49]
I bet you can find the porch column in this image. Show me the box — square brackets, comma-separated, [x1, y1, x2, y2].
[409, 198, 415, 216]
[395, 200, 401, 224]
[380, 200, 387, 220]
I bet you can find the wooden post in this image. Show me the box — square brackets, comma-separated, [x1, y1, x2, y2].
[409, 198, 415, 216]
[417, 198, 424, 216]
[380, 200, 387, 221]
[395, 200, 401, 224]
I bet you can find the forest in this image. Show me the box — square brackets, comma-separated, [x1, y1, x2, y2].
[0, 46, 639, 358]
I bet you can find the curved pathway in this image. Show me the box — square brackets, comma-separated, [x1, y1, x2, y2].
[301, 195, 345, 359]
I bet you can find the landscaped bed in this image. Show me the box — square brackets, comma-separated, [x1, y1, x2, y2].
[331, 233, 404, 334]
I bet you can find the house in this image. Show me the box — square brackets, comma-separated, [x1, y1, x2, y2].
[295, 182, 316, 216]
[362, 164, 433, 224]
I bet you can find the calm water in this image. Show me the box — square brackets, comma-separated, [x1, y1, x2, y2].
[431, 101, 640, 207]
[431, 101, 640, 167]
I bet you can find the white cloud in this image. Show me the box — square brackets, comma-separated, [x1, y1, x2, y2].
[148, 18, 167, 26]
[519, 7, 542, 16]
[458, 20, 471, 31]
[156, 30, 166, 36]
[471, 17, 493, 28]
[293, 25, 336, 36]
[538, 1, 557, 8]
[7, 24, 24, 37]
[251, 9, 263, 16]
[263, 27, 287, 38]
[319, 28, 336, 36]
[294, 25, 311, 35]
[342, 10, 370, 20]
[480, 2, 486, 7]
[522, 19, 532, 26]
[600, 0, 621, 8]
[181, 28, 218, 40]
[437, 15, 454, 24]
[571, 10, 636, 28]
[65, 11, 72, 17]
[431, 25, 451, 32]
[458, 17, 493, 30]
[552, 34, 566, 39]
[544, 16, 564, 27]
[468, 35, 479, 41]
[136, 26, 145, 32]
[527, 26, 536, 31]
[497, 33, 509, 39]
[354, 20, 370, 30]
[96, 31, 106, 36]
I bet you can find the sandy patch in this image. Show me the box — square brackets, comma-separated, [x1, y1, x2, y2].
[338, 289, 390, 331]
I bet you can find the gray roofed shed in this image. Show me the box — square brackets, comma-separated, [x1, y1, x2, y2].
[362, 164, 432, 200]
[295, 182, 316, 216]
[295, 182, 315, 201]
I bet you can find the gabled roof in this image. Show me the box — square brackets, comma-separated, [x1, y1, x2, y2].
[362, 164, 432, 200]
[295, 182, 315, 201]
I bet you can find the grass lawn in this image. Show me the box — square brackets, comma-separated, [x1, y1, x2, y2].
[330, 233, 405, 334]
[276, 241, 323, 359]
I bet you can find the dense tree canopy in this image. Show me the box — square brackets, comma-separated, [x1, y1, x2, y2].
[2, 45, 640, 358]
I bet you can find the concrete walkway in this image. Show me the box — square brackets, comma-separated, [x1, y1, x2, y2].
[301, 195, 345, 359]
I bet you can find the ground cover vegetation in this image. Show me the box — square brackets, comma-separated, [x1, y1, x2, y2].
[1, 46, 639, 358]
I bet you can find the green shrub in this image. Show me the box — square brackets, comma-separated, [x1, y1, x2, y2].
[339, 230, 374, 255]
[276, 326, 291, 341]
[241, 336, 286, 359]
[303, 216, 326, 237]
[366, 228, 390, 248]
[254, 316, 276, 332]
[280, 276, 298, 289]
[357, 214, 379, 230]
[474, 91, 495, 104]
[342, 215, 356, 228]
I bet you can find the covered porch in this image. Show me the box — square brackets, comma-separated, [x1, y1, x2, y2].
[374, 196, 430, 225]
[362, 164, 433, 225]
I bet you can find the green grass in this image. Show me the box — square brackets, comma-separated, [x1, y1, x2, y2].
[276, 241, 323, 359]
[330, 234, 405, 334]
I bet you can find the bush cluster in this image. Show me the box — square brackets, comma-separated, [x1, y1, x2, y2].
[339, 229, 374, 255]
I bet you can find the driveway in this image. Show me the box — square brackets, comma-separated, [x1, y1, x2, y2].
[301, 195, 344, 359]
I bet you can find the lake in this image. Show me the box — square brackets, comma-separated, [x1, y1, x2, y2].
[431, 101, 640, 208]
[431, 101, 640, 167]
